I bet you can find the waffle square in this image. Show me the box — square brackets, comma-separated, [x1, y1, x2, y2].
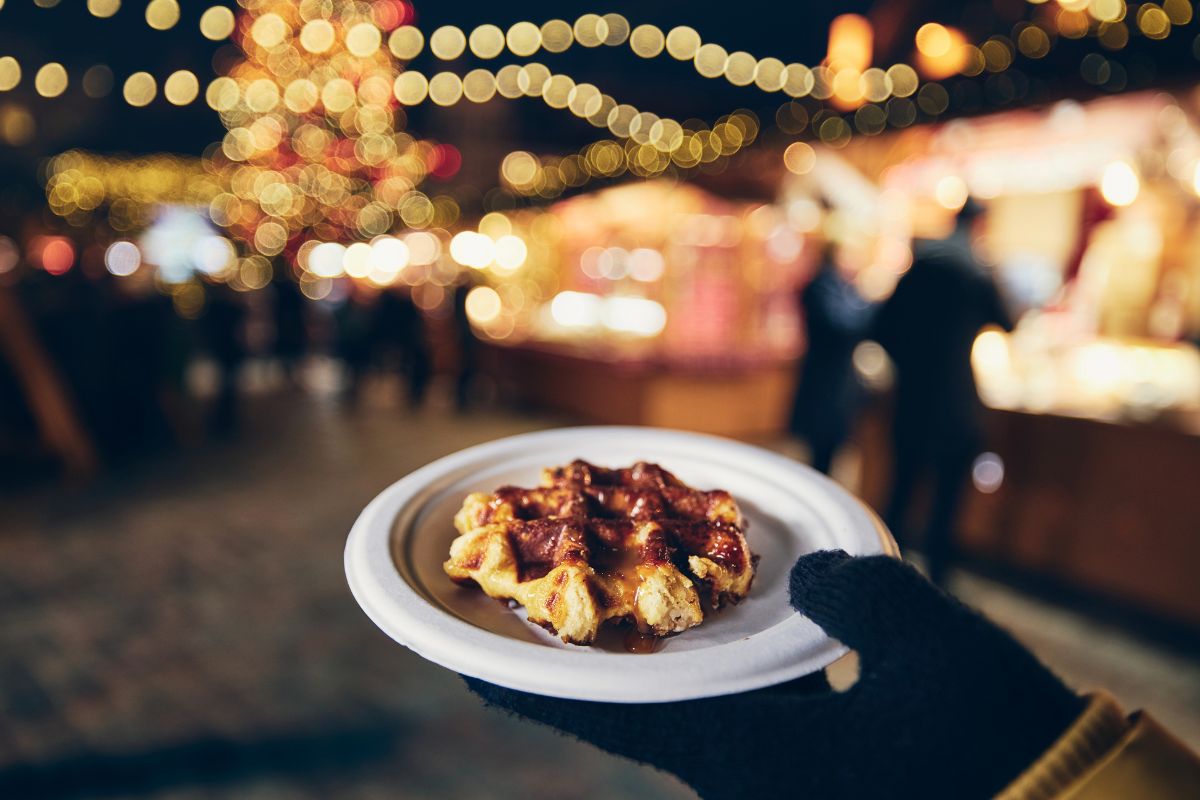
[443, 460, 756, 645]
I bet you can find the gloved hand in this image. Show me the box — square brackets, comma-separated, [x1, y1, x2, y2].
[466, 551, 1086, 799]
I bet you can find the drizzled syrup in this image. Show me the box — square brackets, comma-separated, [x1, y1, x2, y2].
[623, 628, 663, 654]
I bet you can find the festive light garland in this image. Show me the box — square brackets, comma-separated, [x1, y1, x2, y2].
[7, 1, 1198, 264]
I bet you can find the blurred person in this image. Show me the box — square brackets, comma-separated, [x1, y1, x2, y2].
[200, 284, 247, 436]
[335, 287, 377, 407]
[271, 276, 308, 385]
[469, 551, 1200, 799]
[100, 269, 190, 454]
[16, 251, 184, 461]
[452, 278, 481, 412]
[874, 198, 1013, 586]
[789, 244, 875, 475]
[374, 287, 431, 409]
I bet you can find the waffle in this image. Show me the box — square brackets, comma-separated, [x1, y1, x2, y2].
[443, 460, 756, 645]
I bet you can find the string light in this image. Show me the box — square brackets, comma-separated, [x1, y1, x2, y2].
[21, 1, 1196, 246]
[783, 141, 816, 174]
[87, 0, 120, 19]
[145, 0, 180, 31]
[45, 151, 221, 227]
[430, 26, 466, 59]
[389, 26, 423, 59]
[469, 24, 505, 59]
[35, 63, 68, 98]
[0, 57, 19, 92]
[541, 19, 574, 53]
[163, 70, 199, 105]
[122, 71, 156, 107]
[199, 6, 237, 41]
[22, 5, 1180, 155]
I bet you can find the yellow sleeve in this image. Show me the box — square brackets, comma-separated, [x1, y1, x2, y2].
[997, 692, 1200, 800]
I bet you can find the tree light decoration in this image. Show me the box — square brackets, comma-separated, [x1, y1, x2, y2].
[207, 0, 449, 262]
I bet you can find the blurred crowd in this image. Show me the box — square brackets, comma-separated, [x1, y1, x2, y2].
[0, 263, 479, 486]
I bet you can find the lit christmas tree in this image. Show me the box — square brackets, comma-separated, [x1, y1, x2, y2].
[206, 0, 451, 272]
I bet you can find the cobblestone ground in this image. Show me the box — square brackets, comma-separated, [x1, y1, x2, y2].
[0, 396, 692, 800]
[2, 392, 1198, 799]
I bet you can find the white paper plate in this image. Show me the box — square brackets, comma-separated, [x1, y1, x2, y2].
[345, 426, 897, 703]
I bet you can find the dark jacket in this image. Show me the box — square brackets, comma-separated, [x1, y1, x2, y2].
[874, 238, 1013, 440]
[790, 264, 874, 442]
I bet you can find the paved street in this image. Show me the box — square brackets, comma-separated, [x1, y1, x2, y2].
[2, 388, 1198, 799]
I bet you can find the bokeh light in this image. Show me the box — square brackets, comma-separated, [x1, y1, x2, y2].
[1101, 161, 1140, 206]
[430, 26, 466, 59]
[35, 63, 68, 98]
[465, 285, 502, 323]
[199, 6, 236, 40]
[783, 141, 816, 174]
[0, 57, 20, 92]
[164, 70, 199, 106]
[104, 240, 141, 276]
[145, 0, 180, 31]
[87, 0, 120, 19]
[450, 231, 494, 269]
[123, 72, 157, 107]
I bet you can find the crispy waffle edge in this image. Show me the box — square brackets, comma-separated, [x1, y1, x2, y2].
[443, 461, 756, 646]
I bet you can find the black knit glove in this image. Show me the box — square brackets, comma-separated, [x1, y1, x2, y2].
[466, 551, 1086, 799]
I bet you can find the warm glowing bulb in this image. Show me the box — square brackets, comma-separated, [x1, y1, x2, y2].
[465, 286, 502, 323]
[88, 0, 120, 18]
[300, 20, 335, 53]
[389, 26, 424, 59]
[199, 6, 235, 40]
[450, 232, 494, 269]
[164, 70, 198, 105]
[251, 13, 288, 48]
[0, 57, 20, 92]
[145, 0, 180, 31]
[430, 26, 466, 59]
[783, 141, 816, 174]
[35, 63, 68, 98]
[493, 235, 528, 270]
[501, 151, 539, 186]
[393, 72, 428, 105]
[309, 242, 346, 278]
[1100, 161, 1139, 206]
[935, 175, 969, 210]
[346, 23, 383, 57]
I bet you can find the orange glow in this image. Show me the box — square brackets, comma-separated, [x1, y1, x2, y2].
[825, 15, 873, 110]
[826, 14, 873, 73]
[829, 68, 864, 110]
[33, 236, 75, 274]
[914, 23, 970, 79]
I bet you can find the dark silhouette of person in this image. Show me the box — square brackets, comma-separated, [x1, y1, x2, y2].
[200, 284, 247, 436]
[373, 288, 430, 409]
[790, 246, 875, 475]
[334, 288, 376, 407]
[452, 280, 480, 412]
[100, 277, 186, 454]
[874, 198, 1013, 586]
[271, 277, 307, 385]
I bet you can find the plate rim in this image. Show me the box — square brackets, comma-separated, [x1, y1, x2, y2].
[344, 425, 897, 703]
